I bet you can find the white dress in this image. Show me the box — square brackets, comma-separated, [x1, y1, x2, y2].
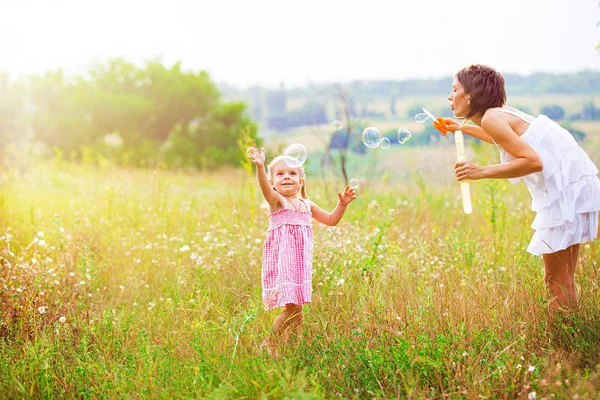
[489, 106, 600, 255]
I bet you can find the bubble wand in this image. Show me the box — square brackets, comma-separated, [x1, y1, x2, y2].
[423, 108, 472, 215]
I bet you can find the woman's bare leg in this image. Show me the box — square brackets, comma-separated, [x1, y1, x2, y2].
[543, 244, 580, 315]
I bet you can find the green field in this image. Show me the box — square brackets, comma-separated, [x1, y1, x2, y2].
[1, 150, 599, 398]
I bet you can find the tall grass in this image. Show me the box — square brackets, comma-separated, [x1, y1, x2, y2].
[0, 156, 599, 398]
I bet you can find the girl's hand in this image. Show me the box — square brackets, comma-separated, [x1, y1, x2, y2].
[338, 185, 357, 206]
[247, 143, 265, 167]
[455, 161, 485, 181]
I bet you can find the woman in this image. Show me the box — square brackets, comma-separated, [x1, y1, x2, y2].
[438, 64, 600, 315]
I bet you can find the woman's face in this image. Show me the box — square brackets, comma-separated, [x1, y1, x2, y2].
[448, 79, 470, 118]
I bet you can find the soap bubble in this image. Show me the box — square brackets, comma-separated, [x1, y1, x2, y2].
[414, 113, 430, 124]
[362, 127, 382, 148]
[397, 127, 413, 144]
[283, 143, 307, 167]
[246, 147, 257, 157]
[332, 120, 343, 131]
[380, 137, 391, 149]
[349, 179, 360, 189]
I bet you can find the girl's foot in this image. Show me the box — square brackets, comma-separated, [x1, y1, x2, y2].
[260, 337, 280, 358]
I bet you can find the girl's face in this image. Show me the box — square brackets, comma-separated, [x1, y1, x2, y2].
[448, 79, 470, 118]
[270, 163, 303, 196]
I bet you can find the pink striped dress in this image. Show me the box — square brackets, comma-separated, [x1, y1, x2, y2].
[262, 196, 314, 310]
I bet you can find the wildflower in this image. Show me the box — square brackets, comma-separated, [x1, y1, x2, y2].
[527, 392, 536, 400]
[37, 232, 45, 237]
[179, 245, 191, 252]
[38, 240, 47, 247]
[38, 306, 47, 314]
[59, 316, 66, 323]
[528, 365, 535, 373]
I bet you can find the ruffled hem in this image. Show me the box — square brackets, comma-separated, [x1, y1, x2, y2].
[262, 282, 312, 310]
[527, 211, 599, 255]
[531, 175, 600, 229]
[530, 145, 599, 211]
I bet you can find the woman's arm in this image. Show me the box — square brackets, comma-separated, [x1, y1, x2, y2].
[443, 118, 494, 144]
[311, 186, 356, 226]
[460, 124, 495, 144]
[454, 113, 543, 181]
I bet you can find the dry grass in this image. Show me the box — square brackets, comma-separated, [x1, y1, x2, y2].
[0, 154, 599, 398]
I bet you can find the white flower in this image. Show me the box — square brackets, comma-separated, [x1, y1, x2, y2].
[528, 365, 535, 373]
[37, 232, 45, 237]
[59, 316, 66, 323]
[462, 352, 468, 357]
[528, 392, 536, 400]
[179, 245, 191, 252]
[38, 240, 47, 247]
[336, 278, 345, 286]
[38, 306, 47, 314]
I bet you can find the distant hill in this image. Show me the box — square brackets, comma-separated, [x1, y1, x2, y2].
[218, 70, 600, 131]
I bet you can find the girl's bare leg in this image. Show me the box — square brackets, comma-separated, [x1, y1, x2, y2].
[262, 304, 303, 356]
[273, 303, 303, 336]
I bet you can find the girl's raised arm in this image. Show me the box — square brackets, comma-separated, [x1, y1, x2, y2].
[248, 144, 280, 206]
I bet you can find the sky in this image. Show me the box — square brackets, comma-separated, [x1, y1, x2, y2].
[1, 0, 599, 88]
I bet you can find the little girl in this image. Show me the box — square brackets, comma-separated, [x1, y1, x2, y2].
[438, 64, 600, 316]
[247, 143, 356, 353]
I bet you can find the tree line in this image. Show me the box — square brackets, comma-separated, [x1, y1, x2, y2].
[0, 58, 258, 169]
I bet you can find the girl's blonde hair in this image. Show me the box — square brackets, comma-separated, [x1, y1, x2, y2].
[267, 155, 308, 199]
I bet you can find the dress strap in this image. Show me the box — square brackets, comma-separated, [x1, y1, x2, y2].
[487, 106, 535, 123]
[279, 195, 290, 209]
[300, 198, 311, 212]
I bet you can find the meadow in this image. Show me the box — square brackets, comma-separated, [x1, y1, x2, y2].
[1, 136, 599, 399]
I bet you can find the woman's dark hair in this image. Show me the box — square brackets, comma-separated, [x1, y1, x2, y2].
[456, 64, 506, 119]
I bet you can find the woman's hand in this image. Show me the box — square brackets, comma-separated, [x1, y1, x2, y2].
[455, 161, 485, 181]
[433, 118, 462, 135]
[442, 118, 462, 133]
[247, 143, 265, 168]
[338, 185, 357, 206]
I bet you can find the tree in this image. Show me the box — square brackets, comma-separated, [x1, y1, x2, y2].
[26, 58, 256, 169]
